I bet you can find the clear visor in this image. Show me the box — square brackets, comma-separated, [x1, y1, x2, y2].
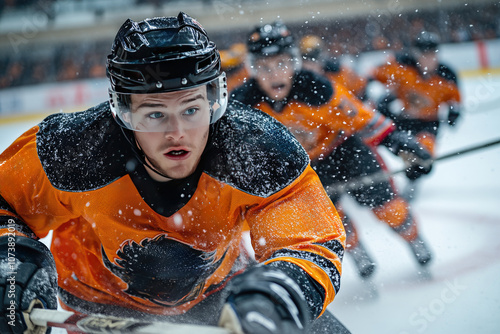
[109, 74, 227, 132]
[246, 48, 302, 77]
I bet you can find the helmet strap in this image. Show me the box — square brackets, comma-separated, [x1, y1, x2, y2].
[119, 127, 173, 180]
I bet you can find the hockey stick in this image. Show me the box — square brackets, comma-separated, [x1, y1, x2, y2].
[29, 308, 232, 334]
[326, 137, 500, 195]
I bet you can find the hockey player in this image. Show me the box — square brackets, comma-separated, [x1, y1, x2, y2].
[299, 34, 368, 100]
[372, 31, 462, 200]
[0, 13, 349, 334]
[232, 21, 434, 279]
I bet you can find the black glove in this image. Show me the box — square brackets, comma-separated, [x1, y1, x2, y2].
[381, 131, 433, 180]
[219, 265, 311, 334]
[405, 164, 432, 181]
[447, 105, 460, 126]
[0, 236, 58, 334]
[376, 93, 401, 121]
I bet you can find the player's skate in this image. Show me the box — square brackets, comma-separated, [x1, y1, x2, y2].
[408, 235, 432, 265]
[349, 242, 376, 278]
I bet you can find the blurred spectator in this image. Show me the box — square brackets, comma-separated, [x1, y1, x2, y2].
[0, 1, 498, 88]
[0, 60, 25, 88]
[57, 59, 81, 81]
[85, 52, 106, 78]
[31, 62, 48, 84]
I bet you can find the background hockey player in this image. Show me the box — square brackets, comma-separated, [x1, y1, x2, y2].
[220, 42, 249, 91]
[299, 34, 368, 101]
[372, 31, 462, 200]
[231, 21, 434, 279]
[0, 13, 349, 334]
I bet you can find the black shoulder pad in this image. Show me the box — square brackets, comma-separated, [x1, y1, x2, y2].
[36, 102, 132, 191]
[395, 51, 418, 68]
[230, 78, 265, 108]
[437, 64, 459, 84]
[324, 58, 341, 73]
[205, 100, 309, 197]
[292, 70, 333, 106]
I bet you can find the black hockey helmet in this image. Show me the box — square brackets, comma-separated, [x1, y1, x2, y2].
[413, 31, 440, 53]
[245, 21, 301, 74]
[247, 20, 296, 56]
[107, 12, 227, 131]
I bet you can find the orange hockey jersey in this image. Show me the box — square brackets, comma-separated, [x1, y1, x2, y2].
[373, 54, 461, 122]
[231, 70, 394, 161]
[0, 101, 345, 317]
[323, 59, 368, 101]
[225, 65, 249, 92]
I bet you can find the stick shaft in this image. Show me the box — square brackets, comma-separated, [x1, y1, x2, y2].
[327, 137, 500, 195]
[30, 308, 232, 334]
[433, 138, 500, 162]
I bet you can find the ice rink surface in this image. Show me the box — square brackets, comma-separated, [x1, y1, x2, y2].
[0, 73, 499, 333]
[331, 73, 500, 334]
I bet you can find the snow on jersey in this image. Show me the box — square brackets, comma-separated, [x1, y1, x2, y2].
[231, 70, 394, 161]
[0, 100, 345, 317]
[373, 54, 461, 122]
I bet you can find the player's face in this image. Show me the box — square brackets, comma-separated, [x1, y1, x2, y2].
[131, 86, 210, 181]
[254, 54, 294, 101]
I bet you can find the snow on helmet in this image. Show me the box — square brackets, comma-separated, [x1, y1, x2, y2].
[246, 21, 301, 74]
[413, 31, 440, 53]
[107, 12, 228, 132]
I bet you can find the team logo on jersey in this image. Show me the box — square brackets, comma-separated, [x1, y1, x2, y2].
[404, 91, 433, 118]
[101, 234, 226, 307]
[338, 97, 358, 118]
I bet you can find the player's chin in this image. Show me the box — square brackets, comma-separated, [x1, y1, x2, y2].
[161, 163, 197, 180]
[272, 86, 290, 100]
[273, 92, 288, 101]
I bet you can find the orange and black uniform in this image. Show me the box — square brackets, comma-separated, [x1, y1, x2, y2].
[232, 70, 420, 246]
[220, 44, 249, 92]
[224, 65, 249, 92]
[0, 100, 345, 322]
[323, 59, 368, 101]
[373, 53, 461, 155]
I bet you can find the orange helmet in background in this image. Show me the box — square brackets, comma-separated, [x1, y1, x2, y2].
[220, 43, 247, 70]
[299, 35, 324, 61]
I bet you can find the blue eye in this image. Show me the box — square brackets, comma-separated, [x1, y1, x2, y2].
[184, 108, 198, 116]
[148, 112, 164, 119]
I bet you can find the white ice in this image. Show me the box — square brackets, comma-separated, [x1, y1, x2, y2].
[0, 74, 499, 333]
[330, 73, 500, 334]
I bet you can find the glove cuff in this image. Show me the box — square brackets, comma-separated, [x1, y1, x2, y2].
[226, 265, 311, 329]
[0, 236, 58, 309]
